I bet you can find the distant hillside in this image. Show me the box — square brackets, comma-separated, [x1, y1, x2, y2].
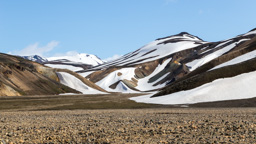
[21, 55, 48, 64]
[22, 53, 104, 72]
[0, 53, 106, 96]
[0, 53, 79, 96]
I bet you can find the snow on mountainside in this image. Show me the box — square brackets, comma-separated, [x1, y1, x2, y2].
[22, 53, 104, 72]
[131, 70, 256, 104]
[80, 32, 206, 93]
[90, 32, 205, 69]
[131, 28, 256, 105]
[57, 72, 106, 94]
[82, 28, 256, 101]
[48, 53, 103, 66]
[45, 53, 104, 72]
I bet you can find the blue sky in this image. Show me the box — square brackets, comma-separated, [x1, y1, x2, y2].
[0, 0, 256, 60]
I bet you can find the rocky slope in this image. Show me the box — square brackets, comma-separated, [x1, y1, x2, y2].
[1, 109, 256, 143]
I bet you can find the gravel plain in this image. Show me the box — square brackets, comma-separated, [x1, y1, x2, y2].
[1, 108, 256, 143]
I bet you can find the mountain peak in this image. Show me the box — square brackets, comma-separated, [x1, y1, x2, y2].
[21, 55, 48, 64]
[178, 32, 191, 35]
[177, 32, 204, 41]
[156, 32, 204, 41]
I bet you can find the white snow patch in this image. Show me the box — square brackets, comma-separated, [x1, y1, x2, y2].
[96, 68, 136, 92]
[57, 72, 106, 94]
[237, 38, 250, 43]
[131, 71, 256, 105]
[114, 81, 140, 93]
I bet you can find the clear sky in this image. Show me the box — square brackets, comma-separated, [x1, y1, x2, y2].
[0, 0, 256, 60]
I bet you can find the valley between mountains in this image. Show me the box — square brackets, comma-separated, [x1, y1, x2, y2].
[1, 28, 256, 106]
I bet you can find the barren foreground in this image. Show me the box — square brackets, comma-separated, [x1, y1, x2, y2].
[1, 108, 256, 143]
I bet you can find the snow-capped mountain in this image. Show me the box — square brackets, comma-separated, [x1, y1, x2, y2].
[131, 28, 256, 105]
[47, 53, 103, 66]
[80, 28, 256, 105]
[13, 27, 256, 105]
[44, 53, 104, 72]
[21, 55, 48, 64]
[79, 32, 207, 92]
[22, 53, 104, 72]
[90, 32, 206, 69]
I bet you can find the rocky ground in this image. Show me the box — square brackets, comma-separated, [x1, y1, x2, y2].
[0, 108, 256, 143]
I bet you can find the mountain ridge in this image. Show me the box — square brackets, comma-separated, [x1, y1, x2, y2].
[3, 28, 256, 105]
[21, 55, 48, 64]
[22, 53, 104, 72]
[79, 28, 256, 104]
[131, 28, 256, 104]
[0, 53, 107, 96]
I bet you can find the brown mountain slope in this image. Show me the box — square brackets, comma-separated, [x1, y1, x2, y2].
[0, 53, 80, 96]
